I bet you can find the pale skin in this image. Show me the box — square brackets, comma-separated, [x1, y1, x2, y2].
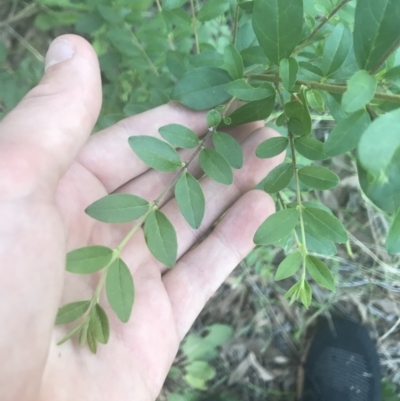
[0, 35, 283, 401]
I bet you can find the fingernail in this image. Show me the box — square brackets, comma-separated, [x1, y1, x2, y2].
[45, 39, 75, 70]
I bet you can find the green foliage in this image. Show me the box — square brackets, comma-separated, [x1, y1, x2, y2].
[89, 304, 110, 344]
[106, 258, 135, 323]
[85, 194, 150, 223]
[12, 0, 399, 349]
[199, 148, 233, 185]
[159, 124, 201, 149]
[252, 0, 303, 65]
[129, 136, 183, 172]
[66, 246, 114, 274]
[144, 209, 178, 268]
[175, 172, 206, 229]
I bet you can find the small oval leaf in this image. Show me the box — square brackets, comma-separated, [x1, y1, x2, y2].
[144, 210, 178, 268]
[199, 148, 233, 185]
[298, 166, 340, 190]
[175, 172, 206, 229]
[294, 137, 327, 161]
[66, 246, 113, 274]
[159, 124, 200, 149]
[275, 252, 302, 281]
[85, 194, 150, 223]
[254, 208, 299, 246]
[89, 304, 110, 344]
[106, 258, 135, 323]
[212, 131, 243, 169]
[256, 137, 289, 159]
[264, 163, 293, 193]
[306, 255, 335, 291]
[129, 136, 182, 172]
[55, 301, 90, 325]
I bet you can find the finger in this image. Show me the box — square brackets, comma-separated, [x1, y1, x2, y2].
[77, 104, 263, 194]
[163, 190, 275, 339]
[0, 35, 101, 196]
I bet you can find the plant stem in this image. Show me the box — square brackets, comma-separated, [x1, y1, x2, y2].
[232, 1, 240, 46]
[155, 0, 162, 12]
[370, 36, 400, 75]
[294, 0, 351, 56]
[190, 0, 200, 54]
[288, 134, 308, 279]
[247, 73, 400, 104]
[0, 3, 38, 28]
[130, 29, 160, 77]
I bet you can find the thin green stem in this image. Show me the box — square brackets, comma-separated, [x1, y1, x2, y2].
[130, 29, 160, 77]
[247, 73, 400, 104]
[190, 0, 200, 54]
[370, 36, 400, 75]
[294, 0, 351, 56]
[289, 135, 308, 279]
[155, 0, 162, 12]
[232, 1, 240, 46]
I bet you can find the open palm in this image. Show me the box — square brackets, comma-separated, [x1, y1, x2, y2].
[0, 36, 281, 401]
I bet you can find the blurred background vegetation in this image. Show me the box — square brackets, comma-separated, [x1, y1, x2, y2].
[1, 1, 400, 400]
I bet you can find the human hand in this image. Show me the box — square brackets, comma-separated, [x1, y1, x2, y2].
[0, 35, 283, 401]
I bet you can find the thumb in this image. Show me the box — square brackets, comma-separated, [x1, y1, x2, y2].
[0, 34, 102, 196]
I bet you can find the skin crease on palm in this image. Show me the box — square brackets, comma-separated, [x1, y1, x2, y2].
[0, 35, 284, 401]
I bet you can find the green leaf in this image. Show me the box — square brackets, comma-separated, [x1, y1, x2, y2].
[159, 124, 200, 149]
[226, 96, 275, 126]
[256, 137, 288, 159]
[224, 45, 244, 80]
[284, 99, 311, 136]
[175, 172, 205, 229]
[199, 149, 233, 185]
[324, 110, 370, 156]
[55, 301, 90, 325]
[87, 327, 98, 354]
[198, 0, 230, 21]
[184, 375, 206, 390]
[302, 228, 337, 257]
[306, 255, 335, 291]
[89, 304, 110, 344]
[294, 137, 327, 161]
[128, 136, 182, 172]
[353, 0, 400, 72]
[387, 209, 400, 254]
[306, 90, 325, 113]
[275, 252, 302, 280]
[212, 132, 243, 169]
[164, 0, 188, 10]
[322, 23, 352, 77]
[279, 57, 298, 91]
[85, 194, 150, 223]
[263, 163, 293, 193]
[298, 166, 340, 190]
[224, 79, 275, 101]
[172, 67, 232, 111]
[253, 0, 304, 65]
[283, 281, 301, 303]
[239, 1, 255, 11]
[342, 70, 377, 113]
[66, 246, 113, 274]
[254, 208, 299, 245]
[106, 258, 135, 323]
[303, 207, 348, 243]
[300, 281, 312, 308]
[144, 210, 178, 268]
[185, 361, 216, 381]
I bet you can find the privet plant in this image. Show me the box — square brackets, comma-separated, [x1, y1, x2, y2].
[53, 0, 400, 353]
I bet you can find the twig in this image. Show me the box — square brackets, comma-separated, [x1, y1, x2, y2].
[0, 3, 38, 28]
[247, 73, 400, 104]
[6, 26, 44, 62]
[190, 0, 200, 54]
[232, 1, 240, 46]
[370, 36, 400, 75]
[294, 0, 351, 55]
